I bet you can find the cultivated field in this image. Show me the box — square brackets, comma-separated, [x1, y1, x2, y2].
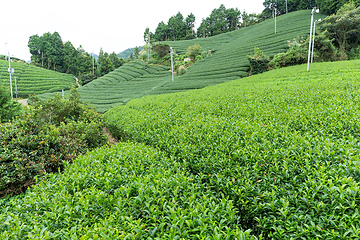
[2, 60, 360, 239]
[52, 10, 325, 113]
[0, 60, 76, 98]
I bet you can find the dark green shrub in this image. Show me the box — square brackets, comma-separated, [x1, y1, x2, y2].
[0, 89, 107, 197]
[77, 74, 97, 85]
[349, 46, 360, 60]
[0, 86, 23, 123]
[186, 44, 202, 61]
[313, 32, 337, 62]
[246, 47, 270, 75]
[268, 38, 307, 70]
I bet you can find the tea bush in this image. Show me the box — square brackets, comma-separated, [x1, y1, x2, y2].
[105, 60, 360, 239]
[0, 89, 107, 197]
[0, 60, 76, 98]
[0, 85, 23, 123]
[0, 142, 257, 239]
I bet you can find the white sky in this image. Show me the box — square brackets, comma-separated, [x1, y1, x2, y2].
[1, 0, 264, 61]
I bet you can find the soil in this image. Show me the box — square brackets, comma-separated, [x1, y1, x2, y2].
[17, 98, 28, 106]
[104, 127, 118, 145]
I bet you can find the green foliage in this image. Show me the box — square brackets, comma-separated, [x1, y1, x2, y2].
[0, 86, 23, 123]
[247, 48, 270, 74]
[0, 89, 107, 197]
[104, 59, 360, 239]
[58, 60, 170, 113]
[320, 2, 360, 52]
[36, 11, 326, 113]
[349, 46, 360, 59]
[153, 12, 195, 41]
[151, 43, 170, 59]
[186, 44, 202, 61]
[312, 32, 337, 61]
[268, 38, 308, 69]
[0, 142, 258, 239]
[117, 47, 144, 59]
[197, 4, 242, 38]
[0, 60, 76, 98]
[262, 0, 316, 17]
[77, 74, 97, 86]
[316, 0, 360, 15]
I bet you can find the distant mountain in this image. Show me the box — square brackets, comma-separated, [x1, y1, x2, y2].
[117, 46, 143, 59]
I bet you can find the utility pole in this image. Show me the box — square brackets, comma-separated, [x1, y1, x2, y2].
[307, 8, 319, 71]
[275, 8, 277, 35]
[286, 0, 288, 14]
[148, 34, 150, 62]
[8, 51, 13, 99]
[92, 51, 94, 75]
[170, 47, 174, 82]
[14, 76, 18, 99]
[5, 43, 7, 63]
[311, 19, 321, 63]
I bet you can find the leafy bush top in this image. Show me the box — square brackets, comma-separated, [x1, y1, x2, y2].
[0, 89, 107, 197]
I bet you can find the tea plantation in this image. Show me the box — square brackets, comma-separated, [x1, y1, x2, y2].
[0, 60, 76, 98]
[1, 60, 360, 239]
[54, 10, 324, 113]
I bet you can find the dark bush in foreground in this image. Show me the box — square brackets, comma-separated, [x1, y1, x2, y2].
[0, 85, 23, 123]
[0, 89, 107, 198]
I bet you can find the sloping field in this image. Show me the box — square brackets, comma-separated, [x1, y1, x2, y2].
[58, 10, 324, 113]
[155, 10, 325, 92]
[76, 60, 170, 113]
[0, 60, 76, 98]
[2, 60, 360, 239]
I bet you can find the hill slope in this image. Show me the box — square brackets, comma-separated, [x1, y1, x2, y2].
[0, 60, 76, 98]
[2, 60, 360, 238]
[64, 10, 324, 113]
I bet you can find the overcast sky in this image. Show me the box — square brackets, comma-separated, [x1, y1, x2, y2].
[1, 0, 265, 61]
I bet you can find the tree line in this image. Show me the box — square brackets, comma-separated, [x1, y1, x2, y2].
[28, 32, 125, 78]
[146, 1, 360, 41]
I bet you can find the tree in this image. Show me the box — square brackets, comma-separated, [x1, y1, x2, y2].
[62, 41, 78, 75]
[151, 43, 170, 59]
[226, 8, 241, 31]
[99, 52, 114, 75]
[109, 52, 124, 69]
[320, 2, 360, 53]
[241, 11, 261, 28]
[316, 0, 359, 15]
[154, 21, 170, 41]
[262, 0, 317, 16]
[186, 44, 202, 61]
[185, 13, 196, 39]
[143, 27, 154, 43]
[134, 47, 139, 59]
[168, 12, 187, 40]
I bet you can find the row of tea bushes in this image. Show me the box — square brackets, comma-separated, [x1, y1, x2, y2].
[104, 60, 360, 239]
[0, 60, 76, 98]
[0, 142, 257, 239]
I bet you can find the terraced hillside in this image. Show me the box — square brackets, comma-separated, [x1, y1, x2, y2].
[0, 60, 76, 98]
[45, 10, 324, 113]
[77, 60, 170, 113]
[3, 60, 360, 239]
[156, 10, 325, 92]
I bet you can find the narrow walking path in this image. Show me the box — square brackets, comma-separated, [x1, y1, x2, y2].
[17, 98, 28, 107]
[75, 76, 81, 87]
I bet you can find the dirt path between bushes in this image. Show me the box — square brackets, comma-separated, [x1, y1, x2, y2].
[104, 127, 118, 145]
[75, 76, 81, 87]
[17, 98, 28, 107]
